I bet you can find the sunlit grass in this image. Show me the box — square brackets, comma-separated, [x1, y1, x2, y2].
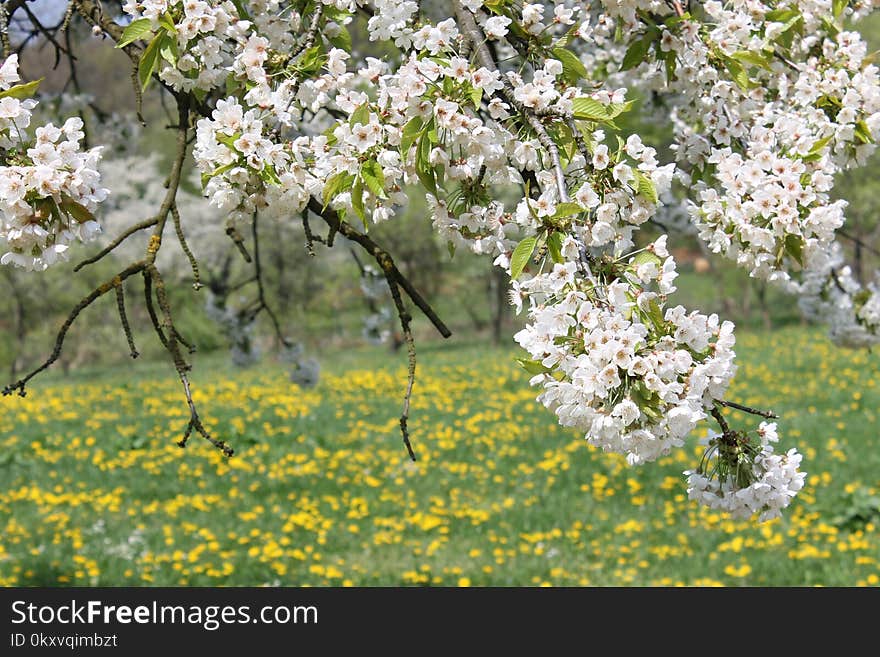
[0, 326, 878, 586]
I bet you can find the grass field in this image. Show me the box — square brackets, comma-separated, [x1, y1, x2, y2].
[0, 326, 878, 587]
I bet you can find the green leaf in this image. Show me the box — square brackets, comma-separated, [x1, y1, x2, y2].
[400, 116, 424, 155]
[322, 171, 353, 208]
[571, 97, 609, 121]
[664, 50, 678, 82]
[201, 162, 237, 188]
[0, 78, 42, 100]
[621, 37, 651, 71]
[361, 160, 387, 199]
[774, 15, 804, 49]
[159, 32, 178, 66]
[328, 27, 352, 52]
[216, 132, 241, 150]
[510, 236, 538, 280]
[415, 133, 438, 195]
[723, 57, 752, 92]
[551, 47, 589, 84]
[551, 202, 584, 219]
[630, 250, 662, 268]
[468, 84, 483, 110]
[645, 298, 666, 331]
[605, 100, 634, 119]
[808, 135, 833, 155]
[833, 0, 848, 18]
[546, 232, 564, 264]
[351, 176, 366, 225]
[229, 0, 252, 20]
[296, 45, 325, 75]
[730, 50, 772, 71]
[60, 196, 94, 224]
[116, 18, 153, 48]
[784, 234, 804, 266]
[855, 120, 873, 144]
[516, 358, 553, 375]
[765, 8, 799, 22]
[634, 170, 658, 205]
[158, 12, 177, 34]
[349, 103, 370, 127]
[138, 33, 163, 91]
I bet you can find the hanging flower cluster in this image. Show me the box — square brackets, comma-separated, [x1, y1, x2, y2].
[686, 421, 806, 522]
[0, 55, 107, 271]
[514, 237, 737, 466]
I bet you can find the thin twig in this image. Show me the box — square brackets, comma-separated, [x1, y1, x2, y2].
[2, 260, 146, 396]
[710, 403, 731, 435]
[171, 203, 201, 289]
[115, 280, 139, 359]
[74, 217, 158, 271]
[385, 276, 418, 462]
[249, 212, 290, 347]
[226, 223, 252, 262]
[717, 400, 778, 419]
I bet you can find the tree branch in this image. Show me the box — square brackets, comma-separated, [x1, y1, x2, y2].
[307, 199, 452, 339]
[453, 0, 571, 202]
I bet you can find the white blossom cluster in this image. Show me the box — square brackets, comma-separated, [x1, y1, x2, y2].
[514, 237, 738, 466]
[797, 243, 880, 347]
[122, 0, 250, 92]
[686, 422, 807, 521]
[655, 2, 880, 283]
[0, 55, 107, 271]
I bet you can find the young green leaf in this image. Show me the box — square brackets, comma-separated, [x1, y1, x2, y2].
[730, 50, 772, 71]
[784, 234, 805, 266]
[552, 202, 584, 219]
[328, 26, 352, 52]
[361, 160, 387, 199]
[621, 37, 651, 71]
[634, 171, 658, 205]
[322, 171, 352, 208]
[400, 116, 424, 156]
[516, 358, 553, 375]
[0, 78, 42, 100]
[349, 103, 370, 127]
[571, 97, 609, 121]
[116, 18, 153, 49]
[723, 57, 752, 92]
[551, 47, 589, 84]
[351, 176, 366, 225]
[159, 32, 178, 66]
[60, 197, 95, 224]
[510, 236, 538, 280]
[630, 250, 662, 268]
[138, 34, 163, 91]
[808, 135, 833, 155]
[546, 231, 564, 264]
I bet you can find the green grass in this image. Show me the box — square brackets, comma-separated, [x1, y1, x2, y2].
[0, 326, 878, 586]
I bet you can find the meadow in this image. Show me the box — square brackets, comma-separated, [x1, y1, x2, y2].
[0, 326, 878, 587]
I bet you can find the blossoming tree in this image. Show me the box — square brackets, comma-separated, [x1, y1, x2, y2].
[4, 0, 880, 522]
